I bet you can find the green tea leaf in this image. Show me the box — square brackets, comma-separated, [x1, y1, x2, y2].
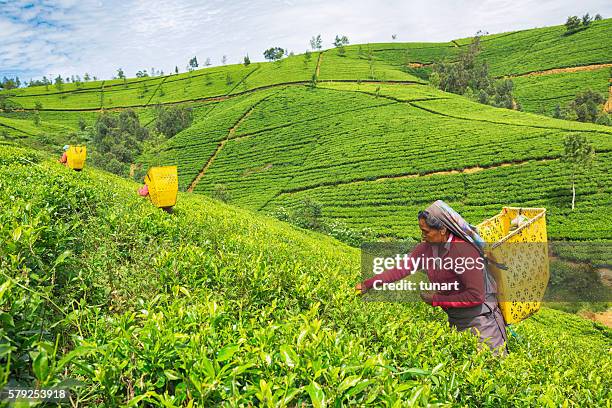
[279, 344, 298, 368]
[306, 381, 326, 408]
[217, 344, 239, 362]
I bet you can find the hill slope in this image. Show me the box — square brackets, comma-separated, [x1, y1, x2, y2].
[0, 19, 611, 242]
[146, 82, 611, 240]
[1, 147, 610, 406]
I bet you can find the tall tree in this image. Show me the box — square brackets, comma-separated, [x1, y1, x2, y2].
[188, 56, 199, 71]
[561, 134, 595, 210]
[333, 35, 349, 56]
[54, 75, 64, 91]
[310, 34, 322, 50]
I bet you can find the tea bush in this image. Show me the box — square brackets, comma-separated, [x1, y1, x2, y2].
[1, 150, 610, 406]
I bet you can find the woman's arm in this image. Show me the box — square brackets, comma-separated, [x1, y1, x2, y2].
[361, 243, 427, 291]
[138, 184, 149, 197]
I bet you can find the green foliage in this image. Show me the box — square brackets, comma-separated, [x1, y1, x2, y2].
[211, 184, 232, 203]
[310, 34, 322, 51]
[0, 76, 20, 90]
[546, 259, 611, 305]
[565, 89, 608, 123]
[154, 105, 193, 138]
[562, 133, 595, 169]
[91, 110, 150, 176]
[334, 35, 349, 56]
[512, 68, 609, 116]
[263, 47, 285, 62]
[432, 36, 516, 109]
[188, 56, 199, 70]
[564, 15, 582, 33]
[54, 75, 64, 91]
[0, 149, 610, 406]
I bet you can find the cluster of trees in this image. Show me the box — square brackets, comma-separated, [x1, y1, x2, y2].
[262, 33, 350, 64]
[565, 13, 602, 34]
[89, 105, 193, 176]
[3, 74, 97, 91]
[0, 76, 21, 90]
[270, 198, 375, 247]
[552, 89, 611, 125]
[429, 36, 517, 110]
[90, 110, 150, 175]
[2, 73, 101, 90]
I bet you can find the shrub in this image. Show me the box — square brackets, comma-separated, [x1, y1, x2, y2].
[564, 15, 581, 33]
[154, 105, 193, 138]
[212, 184, 232, 203]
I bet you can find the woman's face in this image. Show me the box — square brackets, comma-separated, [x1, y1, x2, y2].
[419, 217, 447, 243]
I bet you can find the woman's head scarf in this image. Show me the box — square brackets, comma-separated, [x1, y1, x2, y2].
[422, 200, 499, 297]
[422, 200, 486, 257]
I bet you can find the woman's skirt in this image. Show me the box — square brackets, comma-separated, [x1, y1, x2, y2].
[446, 302, 509, 356]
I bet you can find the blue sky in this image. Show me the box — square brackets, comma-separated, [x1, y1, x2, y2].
[1, 0, 611, 82]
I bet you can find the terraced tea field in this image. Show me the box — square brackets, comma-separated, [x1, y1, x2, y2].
[1, 13, 611, 408]
[162, 82, 611, 240]
[1, 18, 611, 241]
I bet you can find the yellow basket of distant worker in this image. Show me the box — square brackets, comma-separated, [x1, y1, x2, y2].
[145, 166, 178, 208]
[66, 145, 87, 170]
[477, 207, 549, 325]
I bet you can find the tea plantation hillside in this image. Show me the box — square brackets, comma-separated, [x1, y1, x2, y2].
[153, 82, 611, 241]
[1, 146, 610, 406]
[1, 19, 610, 113]
[0, 19, 611, 242]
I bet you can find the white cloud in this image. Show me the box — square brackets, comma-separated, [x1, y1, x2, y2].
[0, 0, 610, 81]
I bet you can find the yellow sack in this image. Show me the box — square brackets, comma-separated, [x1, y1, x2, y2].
[477, 207, 549, 324]
[66, 145, 87, 170]
[145, 166, 178, 208]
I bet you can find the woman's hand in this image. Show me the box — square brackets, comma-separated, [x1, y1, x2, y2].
[420, 290, 435, 304]
[355, 282, 366, 295]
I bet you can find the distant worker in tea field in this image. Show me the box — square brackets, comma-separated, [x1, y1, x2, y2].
[137, 166, 178, 214]
[137, 182, 149, 198]
[58, 145, 69, 165]
[356, 200, 508, 356]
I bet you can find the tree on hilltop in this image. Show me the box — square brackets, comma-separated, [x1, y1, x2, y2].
[333, 35, 349, 56]
[310, 34, 322, 50]
[188, 56, 199, 71]
[263, 47, 285, 62]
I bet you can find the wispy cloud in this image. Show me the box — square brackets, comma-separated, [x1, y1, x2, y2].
[0, 0, 610, 82]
